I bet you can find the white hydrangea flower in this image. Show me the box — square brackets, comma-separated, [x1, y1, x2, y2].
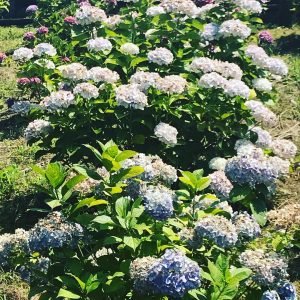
[155, 75, 187, 94]
[271, 139, 297, 159]
[33, 43, 57, 57]
[148, 47, 174, 65]
[145, 29, 158, 40]
[219, 19, 251, 40]
[233, 0, 262, 13]
[265, 58, 288, 76]
[198, 72, 227, 89]
[253, 78, 272, 92]
[245, 44, 269, 67]
[197, 3, 218, 16]
[12, 47, 34, 61]
[40, 91, 75, 111]
[160, 0, 199, 17]
[58, 63, 88, 81]
[115, 84, 148, 110]
[130, 71, 161, 91]
[245, 100, 278, 128]
[35, 59, 55, 69]
[103, 15, 122, 29]
[189, 57, 243, 80]
[234, 139, 259, 156]
[209, 157, 227, 171]
[201, 23, 220, 41]
[224, 79, 250, 99]
[75, 5, 107, 25]
[120, 43, 140, 55]
[146, 6, 166, 16]
[87, 38, 112, 52]
[74, 82, 99, 100]
[154, 122, 178, 146]
[87, 67, 120, 84]
[251, 127, 273, 149]
[24, 119, 51, 141]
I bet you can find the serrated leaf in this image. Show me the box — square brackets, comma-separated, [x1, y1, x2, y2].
[115, 150, 137, 162]
[57, 289, 81, 299]
[250, 198, 267, 226]
[93, 215, 115, 226]
[123, 236, 140, 251]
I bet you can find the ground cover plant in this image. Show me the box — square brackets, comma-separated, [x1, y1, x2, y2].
[0, 0, 299, 299]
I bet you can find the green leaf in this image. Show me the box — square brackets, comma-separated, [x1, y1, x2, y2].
[115, 150, 137, 162]
[84, 144, 102, 162]
[106, 145, 119, 158]
[46, 200, 61, 210]
[229, 186, 254, 203]
[72, 165, 102, 180]
[62, 174, 86, 196]
[73, 197, 108, 212]
[115, 197, 130, 218]
[228, 268, 252, 284]
[45, 163, 66, 188]
[207, 259, 224, 285]
[196, 177, 211, 191]
[66, 273, 85, 291]
[57, 289, 81, 299]
[31, 165, 45, 176]
[112, 166, 144, 183]
[123, 236, 140, 251]
[250, 198, 267, 226]
[130, 57, 147, 68]
[93, 215, 115, 226]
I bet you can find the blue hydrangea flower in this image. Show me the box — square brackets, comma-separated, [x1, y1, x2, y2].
[261, 290, 281, 300]
[277, 282, 297, 300]
[195, 215, 238, 248]
[148, 249, 201, 298]
[142, 185, 175, 221]
[28, 212, 84, 251]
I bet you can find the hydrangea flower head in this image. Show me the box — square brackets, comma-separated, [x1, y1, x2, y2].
[148, 249, 201, 298]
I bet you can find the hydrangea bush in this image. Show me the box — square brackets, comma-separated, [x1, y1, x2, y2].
[0, 142, 297, 299]
[2, 0, 299, 299]
[12, 0, 293, 168]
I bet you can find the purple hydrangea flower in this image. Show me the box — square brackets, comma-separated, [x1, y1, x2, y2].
[17, 78, 31, 85]
[148, 249, 201, 298]
[26, 5, 38, 13]
[36, 26, 49, 35]
[23, 32, 36, 41]
[259, 31, 274, 44]
[64, 16, 77, 24]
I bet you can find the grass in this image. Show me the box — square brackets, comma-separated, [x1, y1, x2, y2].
[0, 26, 32, 108]
[0, 272, 29, 300]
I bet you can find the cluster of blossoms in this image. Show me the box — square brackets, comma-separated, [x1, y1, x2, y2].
[12, 47, 34, 61]
[0, 229, 29, 267]
[267, 203, 300, 230]
[24, 119, 51, 141]
[154, 122, 178, 146]
[40, 91, 75, 111]
[245, 45, 288, 76]
[87, 67, 120, 84]
[115, 84, 148, 110]
[122, 154, 178, 185]
[209, 157, 227, 171]
[87, 37, 113, 52]
[155, 75, 188, 94]
[120, 43, 140, 55]
[208, 171, 233, 200]
[251, 126, 273, 149]
[232, 211, 261, 240]
[143, 184, 175, 220]
[28, 212, 84, 251]
[75, 5, 107, 25]
[245, 100, 278, 128]
[240, 249, 289, 286]
[189, 57, 243, 80]
[130, 71, 161, 91]
[195, 215, 238, 248]
[11, 101, 32, 115]
[58, 63, 88, 81]
[259, 30, 274, 44]
[198, 72, 250, 98]
[262, 283, 298, 300]
[253, 78, 273, 92]
[225, 141, 290, 187]
[33, 43, 56, 57]
[17, 77, 41, 86]
[130, 249, 201, 298]
[159, 0, 200, 17]
[23, 31, 36, 41]
[74, 82, 99, 99]
[232, 0, 263, 13]
[147, 47, 174, 65]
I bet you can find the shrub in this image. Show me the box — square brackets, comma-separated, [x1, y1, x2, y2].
[0, 141, 296, 299]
